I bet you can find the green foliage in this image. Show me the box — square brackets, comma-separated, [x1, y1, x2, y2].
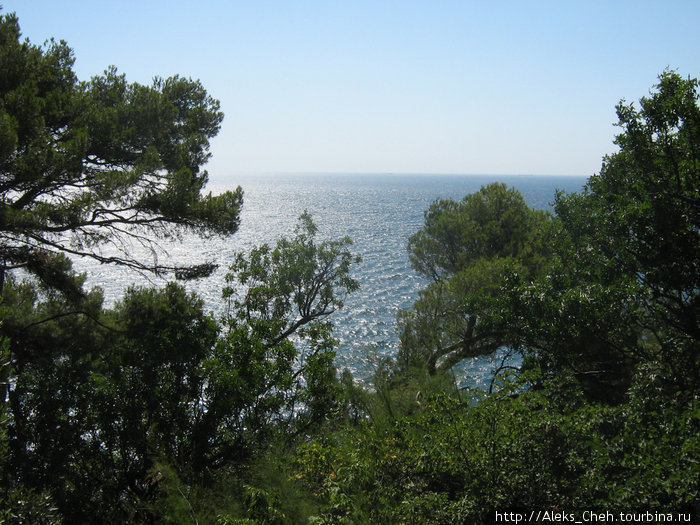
[144, 462, 204, 524]
[0, 487, 61, 524]
[216, 211, 361, 435]
[398, 183, 550, 376]
[224, 211, 360, 333]
[580, 70, 700, 389]
[0, 10, 366, 524]
[599, 71, 700, 297]
[0, 273, 223, 521]
[408, 183, 549, 280]
[0, 333, 10, 461]
[512, 71, 700, 397]
[187, 71, 700, 522]
[0, 11, 243, 288]
[290, 71, 700, 524]
[1, 23, 697, 523]
[1, 275, 131, 521]
[293, 374, 700, 523]
[0, 208, 359, 521]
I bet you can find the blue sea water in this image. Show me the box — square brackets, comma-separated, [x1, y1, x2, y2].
[77, 173, 588, 388]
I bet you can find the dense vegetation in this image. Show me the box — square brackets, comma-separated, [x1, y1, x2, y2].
[1, 11, 698, 524]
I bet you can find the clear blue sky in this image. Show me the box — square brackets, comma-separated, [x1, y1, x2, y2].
[4, 1, 699, 181]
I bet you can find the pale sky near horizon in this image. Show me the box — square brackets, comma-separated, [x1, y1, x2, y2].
[4, 1, 699, 182]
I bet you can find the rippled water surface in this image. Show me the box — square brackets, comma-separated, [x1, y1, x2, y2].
[75, 174, 588, 387]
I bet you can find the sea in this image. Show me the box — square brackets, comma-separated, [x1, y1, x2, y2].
[75, 174, 589, 389]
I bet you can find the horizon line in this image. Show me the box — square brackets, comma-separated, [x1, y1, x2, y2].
[208, 171, 592, 179]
